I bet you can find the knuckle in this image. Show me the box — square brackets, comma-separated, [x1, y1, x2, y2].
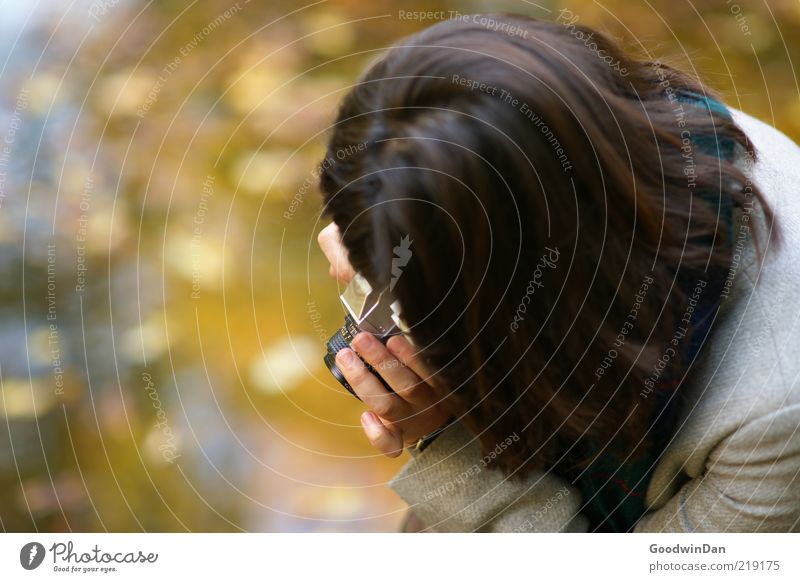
[361, 347, 385, 367]
[398, 347, 420, 369]
[370, 397, 397, 419]
[387, 336, 410, 359]
[397, 380, 422, 401]
[353, 334, 384, 365]
[346, 362, 369, 385]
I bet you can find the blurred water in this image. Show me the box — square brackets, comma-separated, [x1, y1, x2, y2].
[0, 0, 409, 532]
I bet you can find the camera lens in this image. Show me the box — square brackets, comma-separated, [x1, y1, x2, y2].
[323, 351, 355, 396]
[324, 314, 394, 398]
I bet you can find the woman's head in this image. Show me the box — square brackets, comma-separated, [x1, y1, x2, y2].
[319, 14, 774, 475]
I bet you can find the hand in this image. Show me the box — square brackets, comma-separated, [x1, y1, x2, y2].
[335, 332, 450, 457]
[317, 222, 356, 283]
[317, 222, 449, 455]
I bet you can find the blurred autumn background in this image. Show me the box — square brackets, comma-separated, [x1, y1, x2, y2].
[0, 0, 797, 532]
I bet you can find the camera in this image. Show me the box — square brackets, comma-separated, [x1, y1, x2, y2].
[323, 274, 407, 397]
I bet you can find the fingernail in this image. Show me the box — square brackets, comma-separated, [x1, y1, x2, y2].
[353, 332, 374, 351]
[386, 335, 403, 355]
[361, 412, 381, 438]
[337, 348, 356, 367]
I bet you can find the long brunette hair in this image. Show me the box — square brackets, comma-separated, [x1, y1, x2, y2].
[319, 14, 777, 476]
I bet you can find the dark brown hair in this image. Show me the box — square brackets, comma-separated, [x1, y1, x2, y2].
[319, 14, 777, 477]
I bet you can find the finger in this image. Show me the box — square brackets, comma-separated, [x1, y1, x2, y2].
[361, 411, 403, 457]
[335, 347, 407, 421]
[352, 332, 430, 405]
[317, 222, 355, 283]
[386, 335, 438, 386]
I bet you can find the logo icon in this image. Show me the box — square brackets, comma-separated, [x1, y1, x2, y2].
[390, 235, 413, 292]
[20, 542, 46, 570]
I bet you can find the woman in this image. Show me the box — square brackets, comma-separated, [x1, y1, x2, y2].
[316, 14, 800, 532]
